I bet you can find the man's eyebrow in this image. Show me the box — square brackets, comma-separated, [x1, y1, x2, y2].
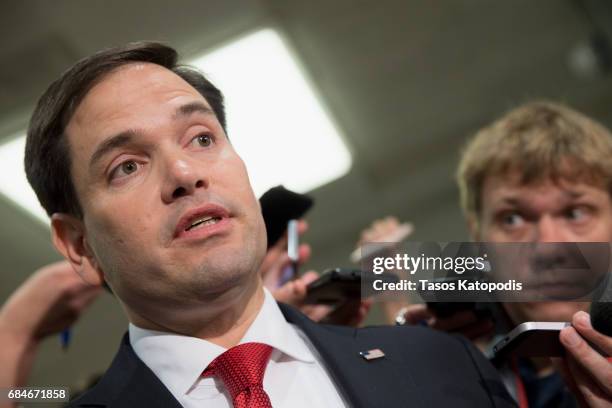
[89, 130, 137, 171]
[499, 197, 520, 207]
[174, 102, 214, 119]
[495, 196, 535, 210]
[564, 190, 584, 199]
[496, 191, 585, 209]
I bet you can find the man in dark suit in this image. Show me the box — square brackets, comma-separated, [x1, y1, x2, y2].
[24, 42, 514, 407]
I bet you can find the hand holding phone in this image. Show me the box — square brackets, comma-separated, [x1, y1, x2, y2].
[305, 268, 399, 305]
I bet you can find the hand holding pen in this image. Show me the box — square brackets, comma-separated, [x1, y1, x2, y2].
[0, 261, 101, 388]
[259, 220, 311, 290]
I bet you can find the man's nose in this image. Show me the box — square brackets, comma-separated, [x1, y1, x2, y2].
[534, 215, 566, 243]
[161, 153, 208, 203]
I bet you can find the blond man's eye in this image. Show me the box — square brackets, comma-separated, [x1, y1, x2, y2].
[501, 213, 524, 227]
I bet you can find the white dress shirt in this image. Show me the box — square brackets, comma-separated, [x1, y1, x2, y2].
[129, 289, 347, 407]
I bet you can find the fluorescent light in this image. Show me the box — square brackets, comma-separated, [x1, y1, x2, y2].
[0, 135, 49, 225]
[0, 28, 351, 224]
[189, 28, 352, 196]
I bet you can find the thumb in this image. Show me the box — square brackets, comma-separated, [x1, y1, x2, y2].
[300, 270, 319, 285]
[271, 271, 318, 306]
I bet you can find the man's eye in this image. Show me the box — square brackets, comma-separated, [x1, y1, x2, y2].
[500, 212, 524, 227]
[111, 160, 139, 179]
[566, 207, 589, 222]
[121, 161, 138, 174]
[193, 134, 213, 147]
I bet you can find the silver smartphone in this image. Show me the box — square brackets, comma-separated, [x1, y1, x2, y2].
[492, 322, 570, 359]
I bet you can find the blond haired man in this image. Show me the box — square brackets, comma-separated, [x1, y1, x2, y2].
[400, 102, 612, 407]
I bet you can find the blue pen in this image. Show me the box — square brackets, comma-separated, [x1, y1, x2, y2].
[60, 328, 71, 350]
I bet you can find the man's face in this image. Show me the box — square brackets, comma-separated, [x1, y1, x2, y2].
[476, 172, 612, 322]
[63, 63, 266, 320]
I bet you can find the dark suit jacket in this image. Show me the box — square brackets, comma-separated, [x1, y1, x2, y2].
[70, 304, 515, 407]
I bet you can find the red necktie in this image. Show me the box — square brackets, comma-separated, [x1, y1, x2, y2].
[203, 342, 274, 408]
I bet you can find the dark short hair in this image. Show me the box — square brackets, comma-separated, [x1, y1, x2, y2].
[25, 41, 226, 218]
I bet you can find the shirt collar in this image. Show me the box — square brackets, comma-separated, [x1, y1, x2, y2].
[129, 288, 314, 397]
[242, 288, 314, 364]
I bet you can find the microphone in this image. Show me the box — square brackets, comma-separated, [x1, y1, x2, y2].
[590, 301, 612, 337]
[259, 186, 313, 248]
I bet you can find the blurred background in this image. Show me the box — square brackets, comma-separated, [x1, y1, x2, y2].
[2, 0, 612, 393]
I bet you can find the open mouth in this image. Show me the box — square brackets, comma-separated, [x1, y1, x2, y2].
[185, 215, 223, 232]
[173, 203, 231, 239]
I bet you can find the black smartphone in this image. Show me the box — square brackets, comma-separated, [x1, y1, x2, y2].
[260, 186, 313, 248]
[305, 268, 398, 305]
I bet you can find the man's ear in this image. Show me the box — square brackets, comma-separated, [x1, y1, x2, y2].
[51, 213, 104, 286]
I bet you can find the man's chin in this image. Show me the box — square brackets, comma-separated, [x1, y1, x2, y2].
[184, 257, 258, 295]
[507, 301, 589, 323]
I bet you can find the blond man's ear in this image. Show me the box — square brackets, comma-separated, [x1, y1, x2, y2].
[50, 213, 104, 286]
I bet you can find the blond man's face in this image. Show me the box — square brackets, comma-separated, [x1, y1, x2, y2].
[474, 172, 612, 323]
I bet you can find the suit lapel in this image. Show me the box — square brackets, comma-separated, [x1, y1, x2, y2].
[112, 362, 184, 408]
[280, 303, 423, 408]
[73, 334, 183, 408]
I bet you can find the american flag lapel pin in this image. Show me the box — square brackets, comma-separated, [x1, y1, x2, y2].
[360, 348, 385, 361]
